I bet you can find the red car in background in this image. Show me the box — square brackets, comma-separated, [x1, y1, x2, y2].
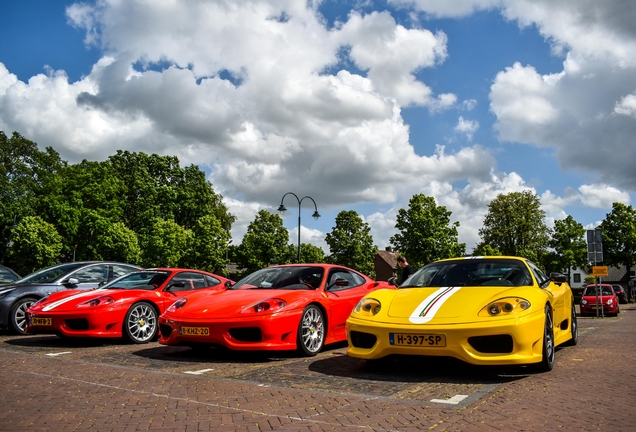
[25, 269, 232, 343]
[580, 284, 620, 317]
[158, 264, 393, 356]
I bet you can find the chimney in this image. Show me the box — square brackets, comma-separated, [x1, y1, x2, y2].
[385, 246, 393, 253]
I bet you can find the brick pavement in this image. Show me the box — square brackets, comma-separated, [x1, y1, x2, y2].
[1, 305, 635, 431]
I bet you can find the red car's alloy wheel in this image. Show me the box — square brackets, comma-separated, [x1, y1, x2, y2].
[297, 305, 324, 356]
[124, 302, 158, 344]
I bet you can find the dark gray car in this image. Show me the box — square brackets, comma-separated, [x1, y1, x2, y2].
[0, 261, 141, 334]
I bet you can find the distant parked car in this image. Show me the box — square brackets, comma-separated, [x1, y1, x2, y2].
[611, 284, 628, 304]
[580, 284, 619, 317]
[0, 261, 141, 334]
[0, 266, 20, 284]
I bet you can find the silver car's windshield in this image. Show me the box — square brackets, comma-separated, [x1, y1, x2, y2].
[233, 267, 324, 290]
[401, 259, 533, 288]
[15, 263, 88, 284]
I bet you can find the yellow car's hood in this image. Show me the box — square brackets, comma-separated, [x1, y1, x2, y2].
[387, 286, 523, 320]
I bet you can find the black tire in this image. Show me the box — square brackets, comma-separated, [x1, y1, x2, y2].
[9, 297, 38, 335]
[296, 305, 325, 356]
[533, 305, 555, 372]
[562, 301, 578, 347]
[123, 302, 158, 344]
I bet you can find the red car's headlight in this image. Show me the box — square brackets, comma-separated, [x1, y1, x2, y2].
[76, 296, 115, 308]
[241, 298, 286, 314]
[167, 298, 187, 312]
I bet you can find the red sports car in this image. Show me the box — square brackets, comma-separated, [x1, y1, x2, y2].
[579, 284, 620, 317]
[158, 264, 393, 356]
[25, 268, 233, 343]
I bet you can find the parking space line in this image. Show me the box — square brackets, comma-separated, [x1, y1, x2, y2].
[45, 351, 72, 357]
[430, 394, 468, 404]
[184, 368, 215, 375]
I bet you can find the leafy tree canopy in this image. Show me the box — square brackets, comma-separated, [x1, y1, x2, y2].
[9, 216, 63, 275]
[548, 215, 587, 274]
[390, 194, 465, 268]
[478, 191, 550, 260]
[325, 210, 376, 275]
[599, 202, 636, 271]
[238, 210, 290, 273]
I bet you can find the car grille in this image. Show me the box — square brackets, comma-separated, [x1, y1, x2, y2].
[229, 327, 262, 342]
[349, 331, 377, 349]
[468, 334, 513, 353]
[64, 319, 89, 331]
[159, 324, 173, 338]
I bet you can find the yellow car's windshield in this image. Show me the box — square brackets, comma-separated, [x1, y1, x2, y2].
[401, 259, 533, 288]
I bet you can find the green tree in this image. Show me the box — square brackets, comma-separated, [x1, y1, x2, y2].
[478, 191, 550, 261]
[325, 210, 376, 275]
[141, 219, 192, 267]
[472, 243, 502, 256]
[9, 216, 62, 275]
[299, 243, 326, 263]
[182, 215, 232, 274]
[599, 203, 636, 284]
[390, 194, 465, 269]
[0, 131, 65, 264]
[238, 210, 290, 273]
[549, 215, 587, 278]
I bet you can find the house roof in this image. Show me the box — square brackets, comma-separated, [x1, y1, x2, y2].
[377, 248, 398, 269]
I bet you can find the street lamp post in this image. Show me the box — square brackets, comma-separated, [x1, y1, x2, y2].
[278, 192, 320, 264]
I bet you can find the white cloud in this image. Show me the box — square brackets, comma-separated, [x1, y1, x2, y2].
[579, 184, 631, 208]
[454, 116, 479, 141]
[614, 92, 636, 118]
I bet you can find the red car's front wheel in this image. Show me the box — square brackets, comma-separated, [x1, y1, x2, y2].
[297, 305, 325, 356]
[124, 302, 158, 344]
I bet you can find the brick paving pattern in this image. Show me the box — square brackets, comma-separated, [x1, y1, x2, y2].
[1, 304, 634, 431]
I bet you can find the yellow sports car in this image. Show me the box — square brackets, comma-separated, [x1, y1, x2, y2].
[346, 256, 578, 372]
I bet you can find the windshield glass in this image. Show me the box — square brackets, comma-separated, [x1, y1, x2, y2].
[402, 259, 533, 288]
[584, 286, 613, 296]
[16, 263, 88, 284]
[101, 270, 171, 290]
[233, 266, 324, 290]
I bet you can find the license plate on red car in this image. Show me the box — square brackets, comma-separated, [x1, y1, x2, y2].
[32, 317, 52, 326]
[180, 326, 209, 336]
[390, 333, 446, 347]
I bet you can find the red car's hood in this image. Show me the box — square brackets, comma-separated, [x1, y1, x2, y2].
[581, 295, 614, 303]
[31, 288, 112, 312]
[165, 288, 317, 318]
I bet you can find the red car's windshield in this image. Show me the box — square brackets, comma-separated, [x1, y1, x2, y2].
[102, 271, 171, 290]
[233, 267, 324, 290]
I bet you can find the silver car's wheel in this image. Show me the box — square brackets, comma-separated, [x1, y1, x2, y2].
[123, 302, 158, 344]
[10, 297, 37, 335]
[297, 305, 325, 356]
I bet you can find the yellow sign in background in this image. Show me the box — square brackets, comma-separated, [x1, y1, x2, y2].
[592, 266, 608, 277]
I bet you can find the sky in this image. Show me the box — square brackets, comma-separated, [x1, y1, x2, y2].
[1, 0, 635, 255]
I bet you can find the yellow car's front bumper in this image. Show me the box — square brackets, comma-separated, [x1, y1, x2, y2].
[346, 310, 546, 366]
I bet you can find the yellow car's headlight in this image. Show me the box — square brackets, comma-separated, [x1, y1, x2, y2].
[479, 297, 531, 317]
[354, 298, 381, 316]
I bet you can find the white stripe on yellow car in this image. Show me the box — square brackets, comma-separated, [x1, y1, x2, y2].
[42, 289, 106, 312]
[409, 286, 461, 324]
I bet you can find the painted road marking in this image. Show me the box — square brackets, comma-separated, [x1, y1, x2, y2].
[45, 351, 72, 357]
[184, 368, 215, 375]
[430, 394, 468, 404]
